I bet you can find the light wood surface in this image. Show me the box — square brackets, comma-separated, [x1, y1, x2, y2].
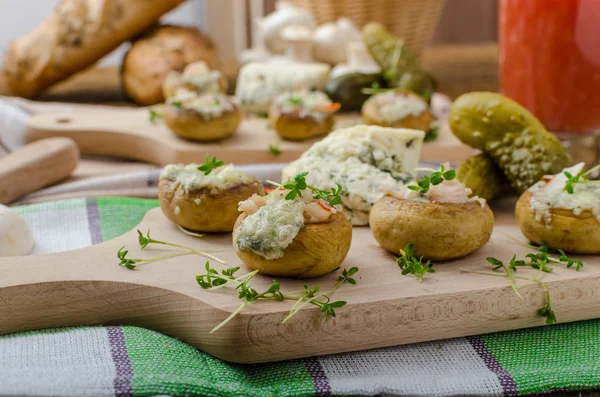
[0, 207, 598, 363]
[24, 109, 473, 165]
[0, 138, 79, 204]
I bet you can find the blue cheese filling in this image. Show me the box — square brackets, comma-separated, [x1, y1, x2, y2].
[373, 91, 428, 123]
[167, 91, 235, 120]
[234, 197, 305, 260]
[273, 90, 334, 123]
[529, 181, 600, 226]
[160, 163, 253, 192]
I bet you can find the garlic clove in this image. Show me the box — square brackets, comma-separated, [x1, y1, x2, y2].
[0, 204, 34, 257]
[313, 18, 362, 65]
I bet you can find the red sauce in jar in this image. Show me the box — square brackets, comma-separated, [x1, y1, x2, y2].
[500, 0, 600, 134]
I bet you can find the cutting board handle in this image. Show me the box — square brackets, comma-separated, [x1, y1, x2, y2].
[24, 110, 183, 165]
[0, 221, 235, 361]
[0, 138, 79, 204]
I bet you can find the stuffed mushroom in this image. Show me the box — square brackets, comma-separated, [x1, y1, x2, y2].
[159, 162, 265, 232]
[163, 90, 241, 141]
[369, 166, 494, 261]
[233, 186, 352, 278]
[269, 90, 340, 140]
[162, 61, 228, 99]
[516, 163, 600, 254]
[362, 89, 431, 132]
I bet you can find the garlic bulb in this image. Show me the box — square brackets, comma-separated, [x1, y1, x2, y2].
[262, 3, 316, 54]
[0, 204, 34, 257]
[313, 18, 362, 65]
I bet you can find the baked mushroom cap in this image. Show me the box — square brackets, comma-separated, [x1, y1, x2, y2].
[159, 179, 264, 232]
[361, 91, 432, 132]
[369, 195, 494, 261]
[233, 212, 352, 278]
[162, 99, 241, 141]
[269, 110, 334, 140]
[516, 190, 600, 254]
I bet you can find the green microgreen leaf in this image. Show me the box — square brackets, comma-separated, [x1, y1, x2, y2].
[424, 126, 439, 142]
[269, 144, 282, 156]
[148, 109, 162, 123]
[278, 171, 343, 207]
[397, 243, 434, 283]
[409, 164, 457, 195]
[563, 164, 600, 194]
[288, 97, 304, 106]
[198, 155, 224, 175]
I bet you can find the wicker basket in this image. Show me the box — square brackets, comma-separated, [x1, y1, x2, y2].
[284, 0, 446, 57]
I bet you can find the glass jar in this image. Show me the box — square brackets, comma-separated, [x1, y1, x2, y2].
[499, 0, 600, 163]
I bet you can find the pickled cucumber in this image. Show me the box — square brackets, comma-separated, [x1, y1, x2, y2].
[362, 23, 435, 101]
[449, 92, 570, 193]
[325, 72, 386, 111]
[456, 154, 505, 201]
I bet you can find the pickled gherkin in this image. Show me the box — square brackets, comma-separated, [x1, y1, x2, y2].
[456, 154, 505, 201]
[325, 72, 386, 111]
[362, 23, 435, 101]
[449, 92, 570, 193]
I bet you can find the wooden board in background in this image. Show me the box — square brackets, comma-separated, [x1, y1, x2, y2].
[0, 208, 598, 364]
[24, 109, 472, 166]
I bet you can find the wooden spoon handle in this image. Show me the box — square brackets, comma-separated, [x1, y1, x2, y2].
[0, 137, 80, 204]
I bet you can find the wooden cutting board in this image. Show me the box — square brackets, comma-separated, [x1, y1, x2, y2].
[1, 208, 598, 364]
[24, 109, 473, 165]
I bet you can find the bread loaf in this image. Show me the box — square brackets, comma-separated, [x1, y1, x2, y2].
[122, 25, 219, 105]
[2, 0, 186, 98]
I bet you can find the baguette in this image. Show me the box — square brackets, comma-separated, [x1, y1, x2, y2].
[2, 0, 186, 98]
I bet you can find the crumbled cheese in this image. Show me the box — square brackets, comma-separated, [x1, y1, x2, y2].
[234, 195, 305, 259]
[168, 92, 235, 120]
[395, 178, 487, 207]
[273, 90, 334, 123]
[529, 180, 600, 225]
[181, 62, 222, 93]
[373, 91, 428, 124]
[235, 60, 331, 113]
[282, 125, 425, 225]
[160, 163, 253, 192]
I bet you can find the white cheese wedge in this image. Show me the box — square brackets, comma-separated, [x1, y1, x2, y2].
[282, 125, 425, 225]
[235, 60, 331, 114]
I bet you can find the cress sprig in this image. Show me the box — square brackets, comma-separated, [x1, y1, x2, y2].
[396, 243, 434, 283]
[197, 262, 359, 332]
[148, 109, 162, 123]
[408, 164, 456, 194]
[288, 96, 304, 106]
[117, 229, 225, 270]
[198, 155, 224, 175]
[281, 266, 358, 323]
[269, 144, 282, 156]
[462, 246, 585, 325]
[500, 233, 583, 271]
[564, 164, 600, 194]
[463, 255, 557, 325]
[267, 172, 343, 206]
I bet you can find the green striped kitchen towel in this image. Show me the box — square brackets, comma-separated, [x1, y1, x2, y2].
[2, 197, 599, 397]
